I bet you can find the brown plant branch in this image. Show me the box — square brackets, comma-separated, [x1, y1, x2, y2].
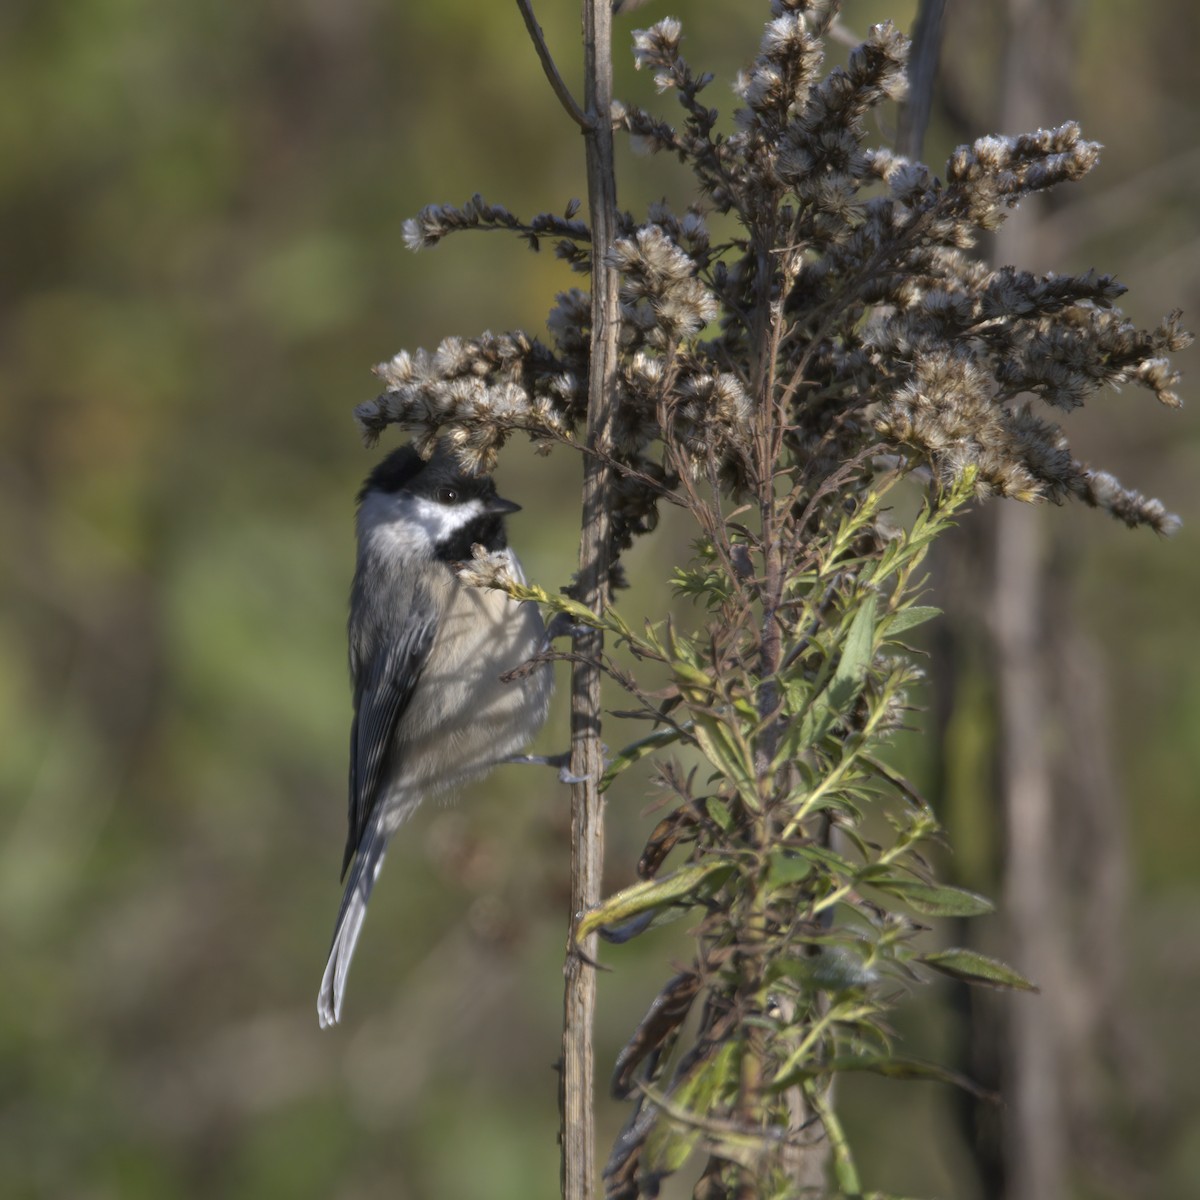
[516, 0, 591, 132]
[559, 1, 620, 1197]
[896, 0, 947, 160]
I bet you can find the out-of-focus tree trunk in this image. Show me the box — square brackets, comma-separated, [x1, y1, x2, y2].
[928, 2, 1144, 1197]
[991, 504, 1065, 1200]
[991, 6, 1074, 1198]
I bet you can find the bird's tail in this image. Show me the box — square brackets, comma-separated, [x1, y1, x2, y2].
[318, 815, 391, 1028]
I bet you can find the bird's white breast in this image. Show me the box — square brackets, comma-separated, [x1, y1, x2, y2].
[396, 552, 553, 796]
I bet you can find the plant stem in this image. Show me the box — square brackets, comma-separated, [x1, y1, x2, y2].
[561, 2, 619, 1198]
[515, 0, 590, 131]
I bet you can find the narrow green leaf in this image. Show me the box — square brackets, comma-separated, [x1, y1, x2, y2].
[673, 660, 715, 691]
[830, 592, 878, 699]
[503, 580, 603, 628]
[699, 1129, 773, 1171]
[771, 1054, 995, 1100]
[603, 604, 638, 642]
[805, 1082, 861, 1194]
[792, 843, 860, 876]
[882, 605, 941, 636]
[766, 849, 812, 888]
[922, 948, 1039, 992]
[643, 1043, 739, 1177]
[705, 797, 734, 831]
[768, 948, 877, 993]
[691, 712, 761, 811]
[600, 724, 691, 792]
[599, 898, 705, 942]
[775, 592, 878, 766]
[575, 861, 733, 942]
[547, 593, 605, 627]
[781, 675, 813, 710]
[784, 691, 834, 761]
[639, 619, 667, 657]
[872, 878, 995, 917]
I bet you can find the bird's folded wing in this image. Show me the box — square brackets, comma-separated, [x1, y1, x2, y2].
[343, 606, 438, 877]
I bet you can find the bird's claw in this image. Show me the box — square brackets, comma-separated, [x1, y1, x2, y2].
[505, 749, 608, 785]
[545, 613, 590, 643]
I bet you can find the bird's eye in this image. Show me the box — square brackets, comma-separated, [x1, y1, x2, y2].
[435, 486, 459, 504]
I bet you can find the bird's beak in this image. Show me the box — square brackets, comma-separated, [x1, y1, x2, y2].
[487, 495, 522, 515]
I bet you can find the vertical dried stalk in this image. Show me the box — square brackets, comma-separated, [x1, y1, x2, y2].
[561, 3, 619, 1199]
[902, 0, 945, 159]
[897, 0, 947, 160]
[992, 4, 1075, 1197]
[992, 502, 1064, 1200]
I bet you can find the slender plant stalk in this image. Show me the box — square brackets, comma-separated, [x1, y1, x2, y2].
[895, 0, 947, 159]
[515, 0, 589, 130]
[993, 9, 1067, 1197]
[561, 3, 619, 1199]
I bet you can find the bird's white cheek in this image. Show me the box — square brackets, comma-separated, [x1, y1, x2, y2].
[410, 496, 484, 543]
[357, 493, 484, 557]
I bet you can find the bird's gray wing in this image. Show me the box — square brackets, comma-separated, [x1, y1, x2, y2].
[342, 604, 438, 877]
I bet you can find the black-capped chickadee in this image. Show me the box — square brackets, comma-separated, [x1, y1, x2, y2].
[318, 443, 553, 1027]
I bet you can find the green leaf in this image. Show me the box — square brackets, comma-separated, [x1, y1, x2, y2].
[673, 660, 715, 691]
[771, 1054, 995, 1100]
[691, 712, 761, 811]
[882, 605, 941, 636]
[600, 724, 691, 792]
[872, 878, 995, 917]
[831, 591, 879, 696]
[603, 604, 639, 642]
[776, 592, 878, 765]
[768, 948, 877, 993]
[781, 674, 813, 710]
[922, 948, 1038, 992]
[672, 565, 732, 603]
[766, 849, 812, 888]
[509, 584, 603, 628]
[574, 860, 734, 942]
[805, 1082, 861, 1194]
[698, 1129, 773, 1171]
[643, 1043, 739, 1177]
[793, 843, 860, 876]
[705, 797, 734, 831]
[773, 697, 830, 766]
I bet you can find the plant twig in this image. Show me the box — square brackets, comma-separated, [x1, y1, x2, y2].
[560, 2, 620, 1198]
[516, 0, 591, 132]
[896, 0, 947, 160]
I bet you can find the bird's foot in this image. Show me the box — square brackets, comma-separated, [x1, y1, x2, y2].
[504, 750, 605, 785]
[544, 612, 590, 644]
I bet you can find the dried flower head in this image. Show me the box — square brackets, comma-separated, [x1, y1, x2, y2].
[361, 1, 1188, 576]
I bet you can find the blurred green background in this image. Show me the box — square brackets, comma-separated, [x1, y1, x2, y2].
[2, 2, 1197, 1197]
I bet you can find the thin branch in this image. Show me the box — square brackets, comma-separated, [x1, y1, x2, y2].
[561, 1, 620, 1197]
[896, 0, 947, 161]
[516, 0, 591, 132]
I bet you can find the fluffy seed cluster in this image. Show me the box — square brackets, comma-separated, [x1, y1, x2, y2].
[358, 0, 1188, 571]
[363, 331, 579, 473]
[403, 192, 590, 259]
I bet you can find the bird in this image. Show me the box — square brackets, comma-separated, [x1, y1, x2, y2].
[318, 442, 553, 1027]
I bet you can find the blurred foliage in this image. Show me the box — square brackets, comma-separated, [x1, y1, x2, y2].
[0, 1, 1197, 1198]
